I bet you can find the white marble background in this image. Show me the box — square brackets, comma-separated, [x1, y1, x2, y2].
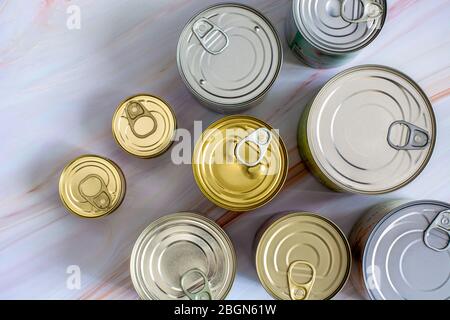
[0, 0, 449, 300]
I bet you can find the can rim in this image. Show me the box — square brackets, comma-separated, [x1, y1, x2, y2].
[255, 212, 352, 300]
[361, 200, 450, 300]
[111, 94, 177, 159]
[130, 212, 237, 300]
[176, 3, 283, 108]
[58, 154, 126, 219]
[305, 64, 437, 195]
[291, 0, 387, 55]
[192, 115, 289, 212]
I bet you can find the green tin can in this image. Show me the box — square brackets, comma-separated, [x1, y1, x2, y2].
[287, 0, 386, 69]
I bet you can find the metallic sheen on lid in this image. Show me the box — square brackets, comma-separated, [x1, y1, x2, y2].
[358, 201, 450, 300]
[112, 95, 176, 158]
[255, 213, 351, 300]
[177, 3, 282, 111]
[192, 116, 288, 212]
[301, 65, 436, 194]
[293, 0, 386, 53]
[59, 155, 126, 218]
[130, 213, 236, 300]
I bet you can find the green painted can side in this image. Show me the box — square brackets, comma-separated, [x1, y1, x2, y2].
[297, 99, 344, 192]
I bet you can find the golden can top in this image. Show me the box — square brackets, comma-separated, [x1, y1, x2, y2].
[112, 94, 176, 158]
[255, 213, 351, 300]
[192, 116, 288, 212]
[59, 155, 126, 218]
[130, 213, 236, 300]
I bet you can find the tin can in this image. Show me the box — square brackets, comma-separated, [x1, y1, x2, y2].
[193, 116, 288, 212]
[254, 212, 351, 300]
[130, 213, 236, 300]
[177, 3, 282, 113]
[298, 65, 436, 194]
[112, 94, 177, 159]
[287, 0, 386, 68]
[350, 200, 450, 300]
[59, 155, 126, 218]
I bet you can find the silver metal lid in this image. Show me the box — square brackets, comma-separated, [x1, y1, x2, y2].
[130, 213, 236, 300]
[177, 3, 282, 108]
[293, 0, 386, 53]
[306, 65, 436, 194]
[364, 201, 450, 300]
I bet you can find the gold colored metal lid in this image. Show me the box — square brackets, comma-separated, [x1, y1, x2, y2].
[192, 116, 288, 212]
[59, 155, 126, 218]
[112, 94, 177, 158]
[256, 213, 351, 300]
[130, 213, 236, 300]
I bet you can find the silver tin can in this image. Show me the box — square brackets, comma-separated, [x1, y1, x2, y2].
[287, 0, 386, 68]
[350, 200, 450, 300]
[177, 3, 282, 113]
[130, 213, 236, 300]
[298, 65, 436, 194]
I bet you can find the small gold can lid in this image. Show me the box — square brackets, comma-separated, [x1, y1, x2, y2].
[112, 94, 177, 158]
[59, 155, 126, 218]
[193, 116, 288, 212]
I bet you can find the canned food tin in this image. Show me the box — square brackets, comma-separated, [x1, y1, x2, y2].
[287, 0, 386, 68]
[298, 65, 436, 194]
[255, 213, 351, 300]
[193, 116, 288, 212]
[59, 155, 126, 218]
[350, 200, 450, 300]
[112, 94, 176, 158]
[130, 213, 236, 300]
[177, 3, 282, 113]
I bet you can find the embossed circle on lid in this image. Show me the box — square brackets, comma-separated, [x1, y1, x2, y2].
[293, 0, 386, 53]
[112, 95, 176, 158]
[177, 3, 282, 109]
[130, 213, 236, 300]
[306, 65, 436, 194]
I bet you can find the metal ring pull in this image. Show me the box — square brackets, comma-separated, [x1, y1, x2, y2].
[387, 121, 430, 151]
[287, 261, 316, 300]
[78, 174, 112, 211]
[424, 210, 450, 252]
[180, 269, 212, 300]
[192, 18, 229, 55]
[235, 128, 272, 167]
[340, 0, 384, 23]
[125, 101, 158, 139]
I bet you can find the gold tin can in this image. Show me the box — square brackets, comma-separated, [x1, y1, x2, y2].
[130, 213, 236, 300]
[193, 116, 288, 212]
[59, 155, 126, 218]
[112, 94, 177, 158]
[254, 213, 351, 300]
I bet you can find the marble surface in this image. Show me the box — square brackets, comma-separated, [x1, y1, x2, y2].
[0, 0, 449, 300]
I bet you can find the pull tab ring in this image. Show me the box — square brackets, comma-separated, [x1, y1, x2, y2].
[235, 128, 272, 167]
[340, 0, 384, 23]
[287, 261, 316, 301]
[387, 121, 430, 151]
[192, 18, 229, 55]
[78, 174, 112, 211]
[125, 101, 158, 139]
[180, 269, 212, 300]
[424, 210, 450, 252]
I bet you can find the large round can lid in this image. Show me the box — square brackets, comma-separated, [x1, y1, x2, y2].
[130, 213, 236, 300]
[305, 65, 436, 194]
[255, 213, 351, 300]
[364, 201, 450, 300]
[59, 155, 126, 218]
[192, 116, 288, 212]
[112, 95, 176, 158]
[293, 0, 386, 53]
[177, 3, 282, 109]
